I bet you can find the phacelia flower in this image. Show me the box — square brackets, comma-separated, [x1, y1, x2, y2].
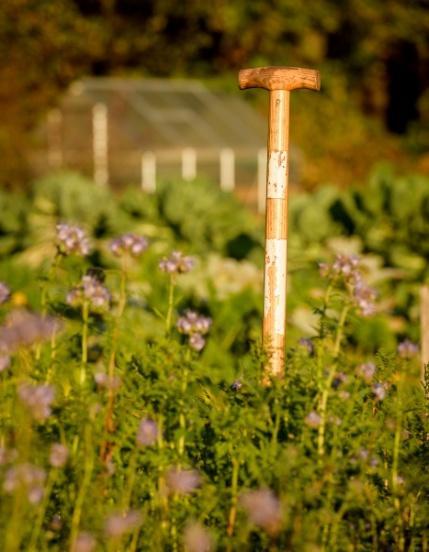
[397, 339, 419, 359]
[305, 411, 321, 428]
[166, 468, 201, 495]
[189, 333, 206, 351]
[18, 383, 55, 422]
[94, 372, 121, 391]
[56, 223, 90, 256]
[356, 362, 376, 383]
[4, 463, 46, 504]
[49, 443, 69, 468]
[0, 282, 10, 305]
[136, 418, 158, 447]
[231, 379, 242, 391]
[159, 251, 195, 274]
[0, 310, 61, 353]
[298, 337, 315, 355]
[72, 532, 96, 552]
[372, 382, 388, 401]
[177, 310, 212, 352]
[184, 522, 212, 552]
[0, 355, 10, 372]
[67, 275, 111, 312]
[109, 233, 148, 258]
[105, 510, 142, 538]
[353, 279, 377, 316]
[240, 489, 282, 535]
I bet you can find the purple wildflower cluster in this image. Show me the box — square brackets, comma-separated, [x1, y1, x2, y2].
[56, 223, 90, 256]
[166, 467, 201, 495]
[49, 443, 69, 468]
[177, 310, 212, 351]
[109, 233, 148, 258]
[18, 383, 55, 422]
[105, 510, 142, 538]
[0, 310, 60, 354]
[305, 411, 321, 428]
[67, 275, 111, 311]
[397, 339, 419, 359]
[356, 362, 376, 382]
[159, 251, 195, 274]
[4, 463, 46, 504]
[240, 488, 282, 535]
[136, 418, 158, 447]
[184, 522, 212, 552]
[0, 282, 10, 305]
[73, 533, 96, 552]
[94, 371, 121, 391]
[319, 254, 377, 316]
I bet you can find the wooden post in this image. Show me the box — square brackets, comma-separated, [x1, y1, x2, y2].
[257, 148, 267, 214]
[182, 148, 197, 181]
[141, 151, 157, 192]
[220, 148, 235, 192]
[92, 103, 108, 186]
[421, 285, 429, 380]
[239, 66, 320, 379]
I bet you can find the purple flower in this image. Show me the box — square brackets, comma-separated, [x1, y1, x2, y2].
[0, 355, 10, 372]
[0, 282, 10, 305]
[4, 463, 46, 504]
[356, 362, 376, 383]
[94, 372, 121, 391]
[298, 337, 315, 355]
[56, 223, 90, 256]
[231, 379, 242, 391]
[0, 310, 61, 353]
[332, 372, 348, 389]
[72, 533, 96, 552]
[159, 251, 195, 274]
[105, 510, 142, 538]
[240, 489, 282, 535]
[136, 418, 158, 446]
[305, 411, 321, 428]
[189, 333, 205, 351]
[397, 339, 419, 359]
[109, 233, 148, 258]
[67, 275, 110, 312]
[49, 443, 69, 468]
[166, 468, 201, 495]
[353, 280, 377, 316]
[372, 382, 387, 401]
[177, 310, 212, 351]
[184, 522, 212, 552]
[18, 383, 55, 421]
[332, 254, 360, 278]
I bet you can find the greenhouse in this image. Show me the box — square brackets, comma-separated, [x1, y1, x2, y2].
[33, 78, 279, 210]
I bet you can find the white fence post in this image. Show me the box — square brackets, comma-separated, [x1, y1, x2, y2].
[141, 152, 157, 193]
[92, 103, 108, 186]
[220, 148, 235, 192]
[257, 148, 267, 213]
[181, 148, 197, 181]
[47, 108, 63, 169]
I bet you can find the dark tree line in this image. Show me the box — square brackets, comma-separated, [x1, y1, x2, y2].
[1, 0, 428, 186]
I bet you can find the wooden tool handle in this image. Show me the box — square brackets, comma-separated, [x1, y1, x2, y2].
[239, 66, 320, 92]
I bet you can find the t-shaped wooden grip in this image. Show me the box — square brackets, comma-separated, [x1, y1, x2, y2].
[239, 66, 320, 92]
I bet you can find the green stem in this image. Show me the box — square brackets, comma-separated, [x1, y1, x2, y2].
[227, 457, 240, 538]
[178, 366, 188, 460]
[69, 425, 94, 551]
[122, 450, 138, 511]
[317, 364, 336, 458]
[166, 276, 176, 333]
[80, 301, 89, 384]
[333, 304, 350, 358]
[28, 469, 57, 551]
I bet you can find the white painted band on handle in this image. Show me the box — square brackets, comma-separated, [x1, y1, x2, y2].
[264, 238, 287, 336]
[267, 150, 288, 199]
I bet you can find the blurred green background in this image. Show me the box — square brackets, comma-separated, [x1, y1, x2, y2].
[1, 0, 428, 189]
